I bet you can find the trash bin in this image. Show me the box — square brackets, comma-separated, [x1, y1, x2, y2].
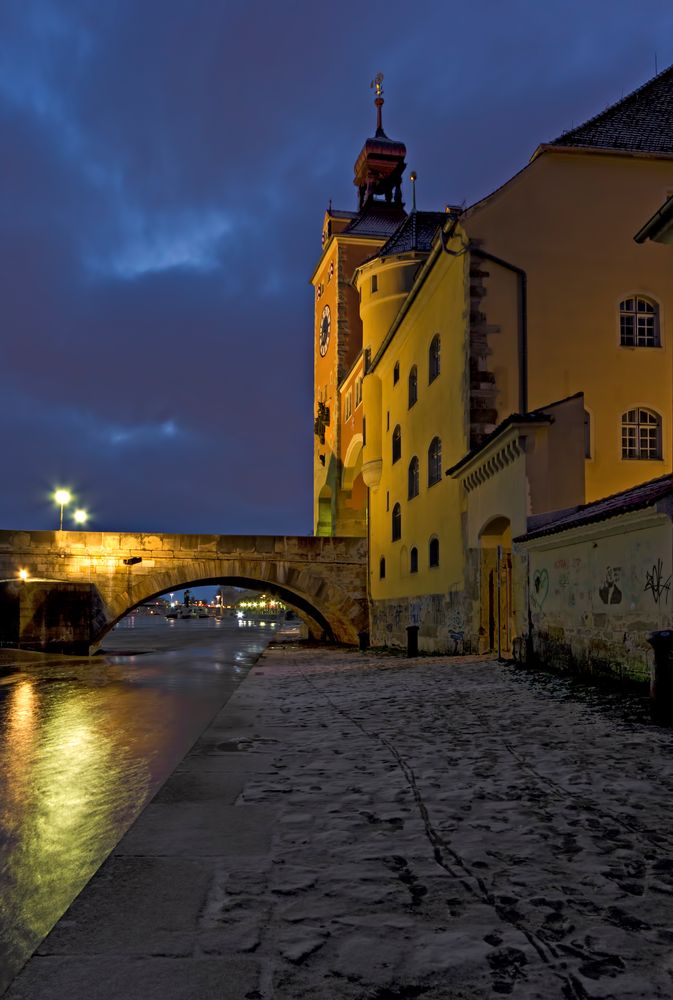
[646, 629, 673, 724]
[358, 629, 370, 651]
[406, 624, 419, 658]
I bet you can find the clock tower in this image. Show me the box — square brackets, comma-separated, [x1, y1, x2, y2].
[311, 76, 407, 536]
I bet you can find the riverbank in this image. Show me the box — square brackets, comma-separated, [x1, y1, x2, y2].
[6, 642, 673, 998]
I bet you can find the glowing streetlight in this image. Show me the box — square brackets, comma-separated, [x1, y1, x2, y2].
[53, 489, 72, 531]
[18, 568, 29, 582]
[73, 509, 89, 526]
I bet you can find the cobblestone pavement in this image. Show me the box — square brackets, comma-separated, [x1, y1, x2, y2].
[235, 647, 673, 999]
[8, 644, 673, 999]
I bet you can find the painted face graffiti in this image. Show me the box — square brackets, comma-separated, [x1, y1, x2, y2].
[598, 565, 622, 606]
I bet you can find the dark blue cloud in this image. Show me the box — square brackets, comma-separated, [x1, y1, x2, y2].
[1, 0, 672, 533]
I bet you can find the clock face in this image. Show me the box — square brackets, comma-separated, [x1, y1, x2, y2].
[319, 305, 331, 357]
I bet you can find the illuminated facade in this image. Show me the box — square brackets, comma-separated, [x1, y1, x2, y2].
[312, 68, 673, 653]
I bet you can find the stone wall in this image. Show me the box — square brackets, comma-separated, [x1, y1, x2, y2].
[520, 512, 673, 683]
[370, 590, 470, 654]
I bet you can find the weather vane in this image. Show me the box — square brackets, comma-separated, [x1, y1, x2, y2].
[371, 72, 384, 97]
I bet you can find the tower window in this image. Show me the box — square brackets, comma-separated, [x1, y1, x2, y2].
[408, 365, 418, 408]
[621, 408, 662, 459]
[429, 536, 440, 568]
[392, 503, 402, 542]
[428, 436, 442, 486]
[393, 362, 400, 385]
[392, 425, 401, 464]
[408, 456, 419, 499]
[371, 274, 378, 294]
[379, 556, 386, 579]
[620, 296, 659, 347]
[429, 334, 441, 383]
[410, 547, 418, 574]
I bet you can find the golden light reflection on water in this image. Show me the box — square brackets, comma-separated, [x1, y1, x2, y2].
[0, 680, 150, 987]
[0, 620, 269, 995]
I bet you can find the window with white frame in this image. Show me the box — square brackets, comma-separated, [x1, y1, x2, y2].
[355, 376, 363, 407]
[621, 408, 662, 459]
[344, 390, 352, 421]
[619, 296, 659, 347]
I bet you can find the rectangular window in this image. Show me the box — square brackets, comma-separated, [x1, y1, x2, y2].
[371, 274, 378, 294]
[355, 377, 363, 408]
[344, 390, 352, 421]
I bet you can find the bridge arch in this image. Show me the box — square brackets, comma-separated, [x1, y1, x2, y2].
[109, 575, 335, 641]
[0, 531, 368, 652]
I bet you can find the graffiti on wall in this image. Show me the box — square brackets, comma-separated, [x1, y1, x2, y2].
[531, 568, 549, 609]
[644, 558, 672, 605]
[598, 565, 622, 606]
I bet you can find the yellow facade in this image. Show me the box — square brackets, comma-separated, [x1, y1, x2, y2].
[312, 71, 673, 652]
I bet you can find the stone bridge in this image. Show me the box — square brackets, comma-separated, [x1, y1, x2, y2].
[0, 530, 368, 653]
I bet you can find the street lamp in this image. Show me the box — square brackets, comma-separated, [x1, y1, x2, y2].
[18, 568, 29, 582]
[53, 489, 72, 531]
[73, 509, 89, 527]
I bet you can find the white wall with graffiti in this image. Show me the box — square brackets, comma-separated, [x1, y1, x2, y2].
[523, 509, 673, 681]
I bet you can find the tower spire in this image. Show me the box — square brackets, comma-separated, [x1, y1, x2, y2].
[371, 71, 385, 137]
[354, 74, 407, 211]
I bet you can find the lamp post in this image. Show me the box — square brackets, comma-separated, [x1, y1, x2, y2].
[53, 489, 72, 531]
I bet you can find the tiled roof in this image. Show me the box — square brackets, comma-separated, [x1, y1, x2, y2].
[550, 64, 673, 153]
[341, 205, 406, 238]
[518, 474, 673, 541]
[378, 211, 447, 257]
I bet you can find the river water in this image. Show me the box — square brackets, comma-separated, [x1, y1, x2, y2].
[0, 614, 275, 995]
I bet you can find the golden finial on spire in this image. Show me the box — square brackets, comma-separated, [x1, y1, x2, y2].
[371, 72, 385, 135]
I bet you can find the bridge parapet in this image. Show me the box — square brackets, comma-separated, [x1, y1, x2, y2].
[0, 531, 368, 652]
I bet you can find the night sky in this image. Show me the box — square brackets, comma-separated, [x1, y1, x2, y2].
[2, 1, 672, 536]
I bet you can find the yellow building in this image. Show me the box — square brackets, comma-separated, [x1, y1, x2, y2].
[312, 68, 673, 653]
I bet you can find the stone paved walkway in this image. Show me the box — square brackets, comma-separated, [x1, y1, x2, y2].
[7, 645, 673, 999]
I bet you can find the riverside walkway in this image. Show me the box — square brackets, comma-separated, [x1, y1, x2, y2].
[6, 646, 673, 999]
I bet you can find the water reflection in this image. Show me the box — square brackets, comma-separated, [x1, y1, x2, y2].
[0, 617, 271, 995]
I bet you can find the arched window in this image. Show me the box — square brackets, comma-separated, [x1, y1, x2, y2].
[392, 425, 401, 464]
[410, 547, 418, 573]
[621, 408, 662, 459]
[429, 536, 440, 568]
[379, 556, 386, 579]
[393, 361, 400, 385]
[392, 503, 402, 541]
[428, 436, 442, 486]
[408, 365, 418, 408]
[620, 296, 659, 347]
[429, 334, 440, 383]
[408, 456, 419, 499]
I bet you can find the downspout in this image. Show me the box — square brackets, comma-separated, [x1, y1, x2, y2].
[439, 229, 528, 414]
